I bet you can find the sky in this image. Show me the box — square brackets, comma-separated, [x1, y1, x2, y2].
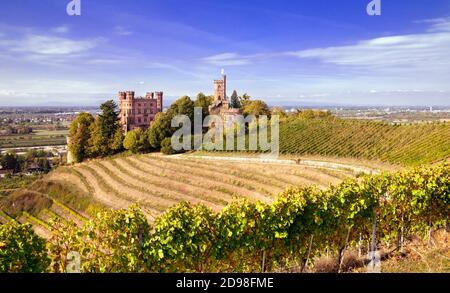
[0, 0, 449, 107]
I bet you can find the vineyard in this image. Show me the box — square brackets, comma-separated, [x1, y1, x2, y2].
[1, 163, 448, 273]
[279, 117, 450, 166]
[0, 153, 359, 237]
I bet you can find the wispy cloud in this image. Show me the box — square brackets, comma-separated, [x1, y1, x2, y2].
[203, 53, 251, 66]
[286, 19, 450, 72]
[10, 35, 101, 55]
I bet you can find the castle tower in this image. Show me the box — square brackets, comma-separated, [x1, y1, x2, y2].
[155, 91, 163, 112]
[214, 69, 227, 103]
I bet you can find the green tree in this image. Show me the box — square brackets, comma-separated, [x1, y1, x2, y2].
[98, 100, 120, 140]
[68, 112, 95, 163]
[148, 112, 173, 149]
[0, 153, 20, 172]
[148, 96, 196, 149]
[0, 222, 50, 273]
[194, 92, 213, 119]
[239, 93, 251, 108]
[88, 100, 122, 157]
[87, 120, 108, 157]
[160, 137, 175, 155]
[123, 128, 149, 154]
[230, 90, 241, 109]
[243, 100, 271, 117]
[111, 128, 125, 153]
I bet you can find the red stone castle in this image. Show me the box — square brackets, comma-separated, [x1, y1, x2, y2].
[119, 91, 163, 133]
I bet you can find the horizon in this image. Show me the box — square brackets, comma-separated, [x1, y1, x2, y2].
[0, 0, 450, 107]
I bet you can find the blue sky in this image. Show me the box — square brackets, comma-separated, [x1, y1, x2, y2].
[0, 0, 449, 107]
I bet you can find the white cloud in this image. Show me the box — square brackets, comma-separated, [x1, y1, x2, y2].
[9, 35, 101, 55]
[203, 52, 251, 66]
[287, 19, 450, 72]
[416, 17, 450, 32]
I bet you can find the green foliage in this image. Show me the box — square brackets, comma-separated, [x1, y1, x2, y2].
[123, 128, 150, 154]
[0, 152, 22, 172]
[49, 206, 151, 273]
[194, 93, 213, 119]
[0, 174, 41, 190]
[2, 163, 448, 273]
[243, 100, 271, 117]
[98, 100, 120, 140]
[149, 96, 196, 149]
[160, 137, 175, 155]
[151, 202, 215, 272]
[230, 90, 241, 109]
[0, 222, 50, 273]
[279, 117, 450, 166]
[68, 112, 95, 163]
[148, 112, 173, 149]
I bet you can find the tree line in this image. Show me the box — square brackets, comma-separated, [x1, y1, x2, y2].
[68, 92, 272, 162]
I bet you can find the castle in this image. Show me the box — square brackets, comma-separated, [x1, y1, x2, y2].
[118, 91, 163, 133]
[209, 70, 241, 125]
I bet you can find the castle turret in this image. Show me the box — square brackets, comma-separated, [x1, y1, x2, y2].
[126, 91, 135, 100]
[155, 91, 163, 112]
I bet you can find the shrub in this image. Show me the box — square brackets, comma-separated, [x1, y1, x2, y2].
[0, 222, 50, 273]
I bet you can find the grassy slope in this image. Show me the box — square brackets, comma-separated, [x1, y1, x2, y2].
[279, 117, 450, 166]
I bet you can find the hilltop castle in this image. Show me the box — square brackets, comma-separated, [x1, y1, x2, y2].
[209, 70, 241, 125]
[118, 91, 163, 133]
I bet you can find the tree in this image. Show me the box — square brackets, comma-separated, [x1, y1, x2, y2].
[0, 153, 20, 172]
[167, 96, 195, 121]
[230, 90, 241, 109]
[243, 100, 271, 117]
[87, 120, 108, 158]
[148, 112, 173, 149]
[160, 137, 176, 155]
[88, 100, 122, 157]
[68, 112, 94, 163]
[123, 128, 149, 154]
[111, 128, 125, 153]
[148, 96, 196, 149]
[194, 92, 213, 119]
[239, 93, 251, 108]
[98, 100, 120, 140]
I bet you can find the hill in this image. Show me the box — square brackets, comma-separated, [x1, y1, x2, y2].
[279, 117, 450, 166]
[0, 153, 367, 236]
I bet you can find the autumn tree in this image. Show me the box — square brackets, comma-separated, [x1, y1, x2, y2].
[243, 100, 271, 117]
[68, 112, 95, 163]
[123, 128, 150, 154]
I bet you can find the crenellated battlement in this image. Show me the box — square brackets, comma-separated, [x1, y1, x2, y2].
[118, 90, 163, 133]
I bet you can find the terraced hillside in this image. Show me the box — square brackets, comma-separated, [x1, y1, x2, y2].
[0, 153, 368, 233]
[279, 118, 450, 165]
